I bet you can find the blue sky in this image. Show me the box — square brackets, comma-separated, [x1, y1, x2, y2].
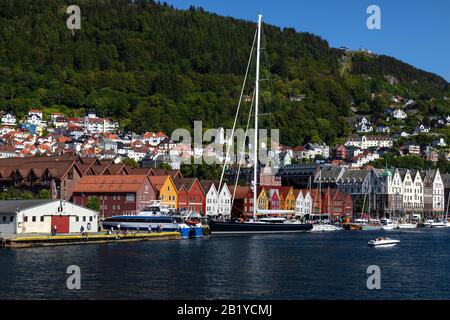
[163, 0, 450, 82]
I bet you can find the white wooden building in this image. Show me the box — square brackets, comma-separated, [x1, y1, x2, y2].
[0, 200, 99, 236]
[203, 182, 232, 218]
[218, 183, 232, 218]
[295, 190, 312, 216]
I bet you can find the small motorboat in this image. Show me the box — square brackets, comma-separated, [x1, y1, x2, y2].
[362, 219, 384, 231]
[430, 220, 447, 228]
[381, 218, 398, 230]
[397, 222, 417, 229]
[368, 237, 400, 247]
[423, 219, 435, 227]
[311, 223, 343, 232]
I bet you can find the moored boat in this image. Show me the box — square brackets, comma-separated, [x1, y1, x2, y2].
[422, 219, 434, 228]
[101, 204, 203, 239]
[311, 223, 343, 232]
[381, 218, 398, 230]
[208, 218, 313, 234]
[397, 222, 417, 229]
[361, 219, 383, 231]
[207, 14, 313, 235]
[430, 220, 447, 228]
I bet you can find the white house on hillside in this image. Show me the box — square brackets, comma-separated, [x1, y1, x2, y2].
[1, 112, 16, 126]
[393, 109, 407, 119]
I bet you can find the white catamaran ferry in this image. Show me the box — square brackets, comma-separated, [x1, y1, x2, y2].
[101, 201, 203, 238]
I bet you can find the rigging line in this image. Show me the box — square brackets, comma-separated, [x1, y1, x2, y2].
[261, 29, 282, 129]
[217, 28, 257, 211]
[232, 88, 255, 207]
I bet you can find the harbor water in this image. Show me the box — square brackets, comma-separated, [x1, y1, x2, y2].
[1, 228, 450, 299]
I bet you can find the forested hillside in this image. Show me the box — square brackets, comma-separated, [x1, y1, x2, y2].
[0, 0, 448, 146]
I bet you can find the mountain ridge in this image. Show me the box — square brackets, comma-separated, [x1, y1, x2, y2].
[0, 0, 448, 146]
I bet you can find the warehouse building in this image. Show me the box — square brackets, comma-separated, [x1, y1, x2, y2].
[0, 200, 99, 236]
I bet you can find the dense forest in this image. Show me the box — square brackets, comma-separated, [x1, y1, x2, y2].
[0, 0, 449, 146]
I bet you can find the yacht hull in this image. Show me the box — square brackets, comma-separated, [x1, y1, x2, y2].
[311, 224, 342, 232]
[209, 221, 313, 235]
[398, 223, 417, 229]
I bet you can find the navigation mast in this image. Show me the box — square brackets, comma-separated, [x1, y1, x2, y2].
[253, 14, 262, 220]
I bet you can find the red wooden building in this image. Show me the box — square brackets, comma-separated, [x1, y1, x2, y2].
[309, 188, 353, 217]
[268, 189, 280, 210]
[72, 175, 157, 218]
[228, 185, 253, 217]
[174, 177, 205, 214]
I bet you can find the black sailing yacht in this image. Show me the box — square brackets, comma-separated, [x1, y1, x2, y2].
[208, 14, 312, 235]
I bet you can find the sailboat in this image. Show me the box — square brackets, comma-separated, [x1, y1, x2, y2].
[311, 173, 342, 232]
[430, 194, 450, 228]
[208, 15, 313, 235]
[397, 207, 417, 229]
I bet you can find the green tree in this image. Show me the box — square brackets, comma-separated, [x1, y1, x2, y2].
[87, 196, 100, 212]
[37, 189, 51, 199]
[122, 157, 138, 168]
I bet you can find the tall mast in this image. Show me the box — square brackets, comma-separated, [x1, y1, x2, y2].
[253, 14, 262, 220]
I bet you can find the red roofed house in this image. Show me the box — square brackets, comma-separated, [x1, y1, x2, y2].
[174, 177, 205, 214]
[228, 185, 253, 217]
[267, 188, 280, 210]
[72, 175, 157, 218]
[292, 145, 306, 160]
[175, 183, 189, 212]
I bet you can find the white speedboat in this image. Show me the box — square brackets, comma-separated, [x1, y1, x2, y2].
[368, 237, 400, 247]
[311, 224, 343, 232]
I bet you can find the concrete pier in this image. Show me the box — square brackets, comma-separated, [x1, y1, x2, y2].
[0, 231, 181, 249]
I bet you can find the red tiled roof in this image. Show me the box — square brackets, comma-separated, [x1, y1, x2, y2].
[228, 185, 251, 199]
[73, 175, 150, 193]
[148, 175, 169, 192]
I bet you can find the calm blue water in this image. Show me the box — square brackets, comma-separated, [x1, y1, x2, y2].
[1, 229, 450, 299]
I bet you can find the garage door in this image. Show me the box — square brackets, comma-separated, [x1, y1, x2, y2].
[51, 215, 70, 234]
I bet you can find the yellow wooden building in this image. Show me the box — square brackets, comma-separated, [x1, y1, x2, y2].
[149, 175, 178, 209]
[257, 187, 269, 211]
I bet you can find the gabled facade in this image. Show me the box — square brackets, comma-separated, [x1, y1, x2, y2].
[257, 188, 269, 211]
[294, 189, 312, 216]
[268, 188, 280, 210]
[218, 183, 232, 218]
[149, 175, 178, 209]
[204, 183, 218, 217]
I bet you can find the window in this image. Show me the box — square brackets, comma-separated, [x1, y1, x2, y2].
[89, 216, 93, 222]
[32, 216, 36, 222]
[23, 216, 28, 222]
[2, 216, 5, 223]
[40, 216, 44, 222]
[76, 217, 79, 222]
[83, 216, 86, 222]
[126, 193, 135, 202]
[10, 216, 13, 222]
